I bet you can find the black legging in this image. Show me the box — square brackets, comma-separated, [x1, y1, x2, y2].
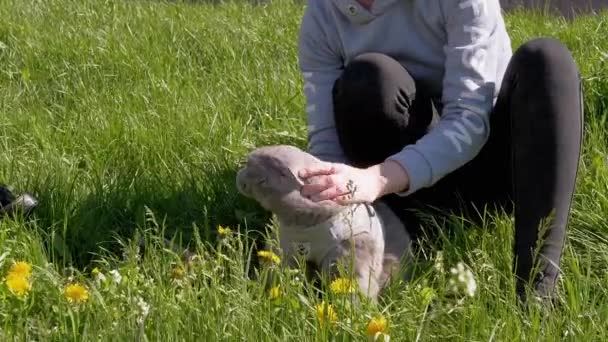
[331, 38, 584, 299]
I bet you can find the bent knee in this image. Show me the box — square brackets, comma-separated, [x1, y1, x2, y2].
[512, 37, 579, 78]
[334, 53, 410, 99]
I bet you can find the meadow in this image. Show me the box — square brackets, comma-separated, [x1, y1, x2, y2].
[0, 0, 607, 340]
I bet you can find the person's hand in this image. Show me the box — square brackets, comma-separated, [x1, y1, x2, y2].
[298, 162, 382, 205]
[299, 160, 411, 205]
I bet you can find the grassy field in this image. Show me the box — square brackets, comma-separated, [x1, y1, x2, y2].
[0, 0, 607, 340]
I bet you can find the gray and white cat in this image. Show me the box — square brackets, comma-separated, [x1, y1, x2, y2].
[236, 145, 412, 300]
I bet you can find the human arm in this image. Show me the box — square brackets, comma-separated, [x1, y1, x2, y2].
[385, 0, 506, 196]
[300, 0, 508, 203]
[297, 1, 348, 165]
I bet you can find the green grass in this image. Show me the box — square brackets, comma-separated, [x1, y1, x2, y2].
[0, 0, 607, 340]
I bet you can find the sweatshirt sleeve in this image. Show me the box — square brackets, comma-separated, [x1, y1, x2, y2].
[297, 2, 349, 164]
[387, 0, 505, 196]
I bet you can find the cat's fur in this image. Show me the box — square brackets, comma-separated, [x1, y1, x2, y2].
[236, 145, 412, 300]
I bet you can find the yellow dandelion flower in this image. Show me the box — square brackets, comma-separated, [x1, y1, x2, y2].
[64, 283, 89, 304]
[5, 274, 31, 297]
[9, 261, 32, 278]
[257, 250, 281, 264]
[315, 301, 338, 325]
[171, 265, 186, 280]
[218, 225, 232, 237]
[366, 315, 388, 336]
[330, 277, 356, 294]
[268, 286, 281, 301]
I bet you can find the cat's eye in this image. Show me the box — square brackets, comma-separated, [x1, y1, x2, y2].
[256, 178, 268, 186]
[277, 169, 288, 178]
[276, 165, 292, 179]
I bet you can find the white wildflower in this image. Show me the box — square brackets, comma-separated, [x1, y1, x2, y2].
[136, 296, 151, 325]
[109, 269, 122, 284]
[95, 273, 107, 286]
[137, 297, 150, 316]
[448, 262, 477, 297]
[92, 268, 107, 286]
[433, 251, 444, 272]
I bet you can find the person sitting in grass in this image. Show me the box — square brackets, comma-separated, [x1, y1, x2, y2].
[295, 0, 584, 302]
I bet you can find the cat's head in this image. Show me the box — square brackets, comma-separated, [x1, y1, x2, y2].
[236, 145, 343, 225]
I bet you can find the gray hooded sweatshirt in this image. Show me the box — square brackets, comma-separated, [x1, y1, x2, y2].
[298, 0, 513, 196]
